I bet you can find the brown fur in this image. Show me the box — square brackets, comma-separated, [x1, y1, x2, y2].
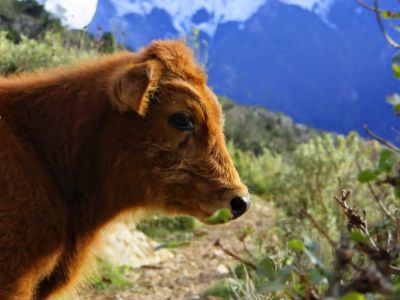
[0, 40, 248, 299]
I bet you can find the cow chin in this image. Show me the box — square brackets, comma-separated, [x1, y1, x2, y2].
[158, 197, 232, 225]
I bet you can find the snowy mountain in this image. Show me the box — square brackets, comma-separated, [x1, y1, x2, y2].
[43, 0, 336, 32]
[108, 0, 266, 36]
[86, 0, 399, 141]
[97, 0, 338, 36]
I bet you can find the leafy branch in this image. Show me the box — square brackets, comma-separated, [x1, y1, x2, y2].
[354, 0, 400, 48]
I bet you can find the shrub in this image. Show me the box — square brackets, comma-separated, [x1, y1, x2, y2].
[228, 141, 286, 196]
[0, 31, 98, 74]
[136, 215, 199, 249]
[88, 258, 132, 290]
[221, 96, 319, 154]
[270, 133, 380, 221]
[206, 131, 400, 299]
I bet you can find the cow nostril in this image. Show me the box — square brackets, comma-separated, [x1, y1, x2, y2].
[230, 196, 249, 219]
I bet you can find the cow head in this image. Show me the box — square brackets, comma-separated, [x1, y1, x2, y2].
[106, 40, 249, 223]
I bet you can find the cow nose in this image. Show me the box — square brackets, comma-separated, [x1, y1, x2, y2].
[230, 196, 250, 219]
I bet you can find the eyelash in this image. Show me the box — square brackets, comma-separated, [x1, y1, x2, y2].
[168, 112, 195, 132]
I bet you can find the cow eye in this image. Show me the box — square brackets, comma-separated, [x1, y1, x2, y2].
[169, 112, 194, 132]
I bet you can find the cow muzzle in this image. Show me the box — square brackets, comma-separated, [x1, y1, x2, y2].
[230, 195, 250, 219]
[199, 189, 251, 224]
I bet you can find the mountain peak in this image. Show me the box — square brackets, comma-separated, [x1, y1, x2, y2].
[109, 0, 268, 36]
[41, 0, 337, 34]
[109, 0, 337, 36]
[281, 0, 335, 23]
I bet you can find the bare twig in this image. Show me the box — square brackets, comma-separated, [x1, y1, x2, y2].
[355, 161, 393, 219]
[339, 265, 393, 295]
[321, 188, 400, 296]
[334, 190, 378, 249]
[355, 0, 400, 48]
[300, 274, 321, 300]
[366, 181, 393, 219]
[377, 175, 400, 187]
[373, 0, 400, 49]
[300, 208, 337, 247]
[334, 191, 364, 230]
[241, 238, 257, 260]
[326, 234, 354, 297]
[214, 239, 257, 270]
[355, 0, 374, 10]
[393, 211, 400, 256]
[364, 125, 400, 154]
[389, 265, 400, 275]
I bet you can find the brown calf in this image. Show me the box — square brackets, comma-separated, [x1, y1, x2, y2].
[0, 40, 249, 299]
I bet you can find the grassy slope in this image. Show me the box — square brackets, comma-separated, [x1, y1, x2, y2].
[220, 96, 320, 154]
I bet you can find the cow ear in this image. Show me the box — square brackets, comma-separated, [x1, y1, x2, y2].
[109, 60, 161, 116]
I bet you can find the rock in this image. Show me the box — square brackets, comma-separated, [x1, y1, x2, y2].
[212, 249, 225, 258]
[216, 264, 229, 275]
[98, 222, 174, 268]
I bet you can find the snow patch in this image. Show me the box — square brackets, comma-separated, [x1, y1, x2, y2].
[280, 0, 335, 19]
[109, 0, 268, 36]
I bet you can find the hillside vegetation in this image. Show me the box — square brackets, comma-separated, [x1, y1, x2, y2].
[1, 2, 400, 298]
[220, 96, 319, 154]
[0, 0, 61, 40]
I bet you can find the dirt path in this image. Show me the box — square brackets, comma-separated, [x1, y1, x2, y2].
[80, 199, 273, 300]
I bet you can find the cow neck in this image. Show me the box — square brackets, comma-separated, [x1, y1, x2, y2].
[0, 54, 138, 233]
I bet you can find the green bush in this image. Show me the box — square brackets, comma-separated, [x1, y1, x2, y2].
[270, 133, 387, 272]
[203, 280, 236, 299]
[88, 258, 132, 290]
[228, 141, 285, 196]
[0, 31, 97, 74]
[136, 215, 199, 245]
[270, 133, 382, 218]
[0, 0, 16, 19]
[221, 96, 319, 154]
[206, 131, 400, 299]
